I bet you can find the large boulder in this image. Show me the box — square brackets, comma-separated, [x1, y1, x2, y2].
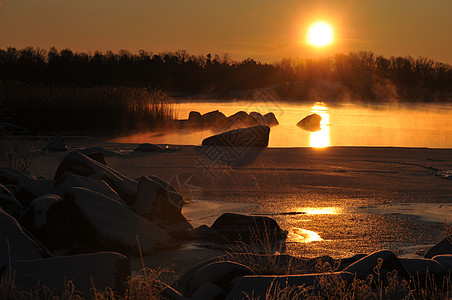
[54, 151, 138, 205]
[134, 176, 192, 238]
[432, 254, 452, 273]
[0, 209, 45, 267]
[15, 176, 55, 208]
[202, 125, 270, 148]
[344, 250, 410, 281]
[221, 111, 256, 130]
[135, 143, 164, 152]
[54, 171, 125, 205]
[8, 252, 130, 297]
[182, 261, 254, 297]
[249, 112, 265, 125]
[211, 213, 287, 241]
[202, 110, 227, 128]
[21, 194, 62, 235]
[399, 258, 446, 281]
[226, 272, 354, 300]
[45, 136, 68, 151]
[188, 111, 203, 126]
[425, 236, 452, 258]
[0, 168, 35, 185]
[0, 184, 24, 219]
[297, 113, 322, 132]
[21, 188, 177, 255]
[263, 112, 279, 127]
[199, 126, 270, 167]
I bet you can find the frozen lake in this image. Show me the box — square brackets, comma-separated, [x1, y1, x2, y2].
[113, 100, 452, 149]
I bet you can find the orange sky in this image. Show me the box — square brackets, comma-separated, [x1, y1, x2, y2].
[1, 0, 451, 64]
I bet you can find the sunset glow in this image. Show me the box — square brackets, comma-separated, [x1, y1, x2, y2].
[307, 22, 334, 47]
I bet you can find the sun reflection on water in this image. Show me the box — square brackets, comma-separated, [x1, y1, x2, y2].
[303, 207, 340, 215]
[309, 102, 330, 148]
[289, 228, 323, 243]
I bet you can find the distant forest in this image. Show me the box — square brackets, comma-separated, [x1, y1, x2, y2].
[1, 47, 451, 102]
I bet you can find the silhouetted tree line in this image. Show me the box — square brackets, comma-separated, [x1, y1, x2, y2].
[0, 47, 451, 101]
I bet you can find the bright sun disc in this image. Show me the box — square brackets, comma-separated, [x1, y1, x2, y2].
[307, 22, 334, 47]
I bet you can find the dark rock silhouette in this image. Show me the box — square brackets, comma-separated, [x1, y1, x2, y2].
[200, 125, 270, 167]
[134, 176, 192, 238]
[8, 252, 130, 297]
[211, 212, 287, 240]
[297, 113, 322, 132]
[45, 136, 68, 151]
[0, 208, 45, 267]
[425, 235, 452, 258]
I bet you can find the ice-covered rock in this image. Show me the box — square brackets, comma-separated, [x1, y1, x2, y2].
[0, 208, 45, 267]
[297, 113, 322, 132]
[134, 176, 192, 238]
[425, 235, 452, 258]
[9, 252, 130, 296]
[54, 151, 138, 205]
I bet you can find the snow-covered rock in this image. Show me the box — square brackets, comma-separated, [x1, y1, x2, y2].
[134, 176, 192, 238]
[0, 208, 45, 267]
[15, 176, 55, 208]
[54, 171, 125, 205]
[54, 151, 138, 205]
[0, 184, 24, 219]
[65, 187, 177, 254]
[9, 252, 130, 296]
[21, 194, 61, 230]
[425, 236, 452, 258]
[0, 168, 35, 185]
[297, 113, 322, 132]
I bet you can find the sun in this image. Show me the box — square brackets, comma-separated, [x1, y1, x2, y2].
[307, 21, 334, 47]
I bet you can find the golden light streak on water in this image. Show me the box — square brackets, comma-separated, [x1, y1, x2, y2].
[289, 228, 323, 243]
[303, 207, 340, 215]
[309, 102, 330, 148]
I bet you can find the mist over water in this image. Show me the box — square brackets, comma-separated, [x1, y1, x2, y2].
[113, 101, 452, 149]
